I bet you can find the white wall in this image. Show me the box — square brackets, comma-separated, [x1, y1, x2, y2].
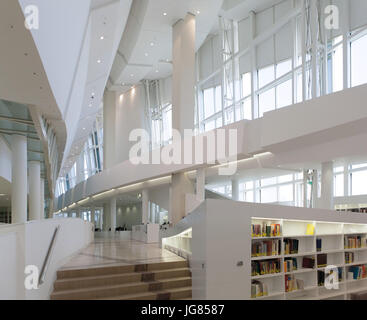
[0, 218, 93, 300]
[116, 203, 142, 230]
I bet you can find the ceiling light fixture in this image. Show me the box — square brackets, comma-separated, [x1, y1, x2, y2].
[196, 10, 200, 14]
[145, 53, 148, 57]
[97, 59, 101, 63]
[100, 36, 104, 40]
[150, 42, 154, 46]
[163, 12, 167, 16]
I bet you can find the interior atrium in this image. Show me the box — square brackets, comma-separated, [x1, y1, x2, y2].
[1, 0, 367, 302]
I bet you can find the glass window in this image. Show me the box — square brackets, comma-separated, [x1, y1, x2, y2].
[242, 72, 252, 97]
[258, 65, 275, 88]
[351, 170, 367, 196]
[242, 98, 252, 120]
[261, 177, 277, 187]
[279, 184, 293, 202]
[334, 174, 344, 197]
[351, 33, 367, 87]
[278, 174, 293, 183]
[332, 43, 343, 93]
[276, 79, 292, 109]
[276, 59, 292, 78]
[261, 187, 277, 203]
[258, 88, 275, 117]
[352, 163, 367, 170]
[203, 88, 215, 118]
[215, 86, 222, 113]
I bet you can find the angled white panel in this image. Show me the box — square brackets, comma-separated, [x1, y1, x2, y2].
[199, 37, 214, 81]
[238, 17, 251, 52]
[274, 0, 293, 21]
[239, 52, 252, 75]
[256, 36, 274, 69]
[350, 0, 367, 30]
[255, 6, 274, 36]
[275, 22, 293, 62]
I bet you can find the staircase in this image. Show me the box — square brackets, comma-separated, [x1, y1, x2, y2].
[50, 260, 192, 300]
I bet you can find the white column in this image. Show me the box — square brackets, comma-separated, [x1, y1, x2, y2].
[320, 161, 334, 210]
[103, 90, 117, 170]
[91, 205, 95, 226]
[110, 197, 116, 231]
[196, 168, 205, 201]
[303, 170, 308, 208]
[232, 178, 240, 201]
[142, 189, 149, 224]
[11, 135, 27, 224]
[29, 161, 41, 220]
[170, 173, 194, 225]
[40, 178, 45, 219]
[172, 13, 196, 134]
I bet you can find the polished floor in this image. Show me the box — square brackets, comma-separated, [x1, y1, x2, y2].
[60, 236, 184, 270]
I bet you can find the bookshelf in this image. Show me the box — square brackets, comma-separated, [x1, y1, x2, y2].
[251, 218, 367, 300]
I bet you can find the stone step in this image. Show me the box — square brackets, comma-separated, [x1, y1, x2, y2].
[50, 276, 192, 300]
[56, 260, 188, 280]
[99, 286, 192, 300]
[53, 267, 191, 291]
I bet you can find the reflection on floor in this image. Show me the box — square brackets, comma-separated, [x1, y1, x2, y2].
[61, 238, 185, 271]
[51, 235, 191, 300]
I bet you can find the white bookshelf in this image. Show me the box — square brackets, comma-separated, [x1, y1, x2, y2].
[251, 218, 367, 300]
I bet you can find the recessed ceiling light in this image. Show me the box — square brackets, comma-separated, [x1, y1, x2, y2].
[97, 59, 101, 64]
[150, 42, 154, 46]
[145, 53, 148, 57]
[100, 36, 104, 40]
[197, 10, 200, 14]
[163, 12, 167, 16]
[83, 128, 86, 130]
[89, 103, 92, 107]
[130, 74, 134, 77]
[155, 70, 159, 73]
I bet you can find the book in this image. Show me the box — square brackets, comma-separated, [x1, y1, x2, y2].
[345, 252, 354, 264]
[302, 256, 315, 269]
[251, 239, 281, 257]
[251, 223, 281, 237]
[283, 238, 299, 255]
[251, 259, 281, 276]
[251, 280, 269, 298]
[316, 238, 322, 252]
[306, 224, 315, 235]
[317, 254, 327, 267]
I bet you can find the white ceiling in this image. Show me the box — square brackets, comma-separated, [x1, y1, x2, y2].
[60, 0, 132, 175]
[108, 0, 224, 91]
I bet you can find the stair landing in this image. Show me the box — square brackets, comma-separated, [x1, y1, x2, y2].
[51, 238, 191, 300]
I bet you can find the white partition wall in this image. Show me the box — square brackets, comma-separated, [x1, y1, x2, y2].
[191, 199, 367, 300]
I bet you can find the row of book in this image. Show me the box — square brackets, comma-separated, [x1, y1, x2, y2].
[345, 252, 355, 264]
[252, 223, 281, 238]
[251, 240, 281, 257]
[284, 238, 299, 255]
[251, 259, 281, 277]
[316, 238, 322, 252]
[344, 235, 367, 249]
[347, 265, 367, 280]
[284, 258, 298, 273]
[285, 275, 304, 292]
[251, 280, 268, 298]
[317, 268, 343, 287]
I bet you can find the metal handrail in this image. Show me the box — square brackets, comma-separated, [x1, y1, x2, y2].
[38, 225, 60, 286]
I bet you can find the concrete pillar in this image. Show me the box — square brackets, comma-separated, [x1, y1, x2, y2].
[172, 13, 196, 134]
[196, 168, 205, 201]
[170, 173, 195, 225]
[29, 161, 41, 221]
[91, 205, 95, 226]
[110, 197, 116, 231]
[11, 135, 27, 224]
[103, 90, 117, 169]
[232, 178, 240, 201]
[320, 161, 334, 210]
[40, 178, 45, 219]
[142, 189, 149, 224]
